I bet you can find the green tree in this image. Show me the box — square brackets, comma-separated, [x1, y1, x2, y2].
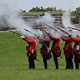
[40, 6, 44, 11]
[54, 7, 56, 11]
[71, 7, 80, 16]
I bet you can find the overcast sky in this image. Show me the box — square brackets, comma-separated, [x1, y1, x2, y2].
[0, 0, 80, 11]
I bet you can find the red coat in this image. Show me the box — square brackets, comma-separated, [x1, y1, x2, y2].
[62, 36, 73, 58]
[70, 36, 80, 59]
[23, 37, 37, 57]
[49, 33, 61, 55]
[38, 36, 50, 55]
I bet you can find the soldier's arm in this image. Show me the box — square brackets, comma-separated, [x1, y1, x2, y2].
[21, 36, 33, 43]
[70, 36, 80, 42]
[49, 33, 60, 40]
[62, 36, 71, 41]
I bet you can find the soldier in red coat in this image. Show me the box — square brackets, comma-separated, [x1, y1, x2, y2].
[62, 35, 73, 69]
[20, 36, 37, 69]
[36, 33, 51, 69]
[69, 35, 80, 69]
[46, 32, 61, 69]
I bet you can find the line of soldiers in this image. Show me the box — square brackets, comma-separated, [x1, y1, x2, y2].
[20, 31, 80, 70]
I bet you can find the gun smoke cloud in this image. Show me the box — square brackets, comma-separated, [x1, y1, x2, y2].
[0, 4, 56, 37]
[0, 3, 80, 37]
[0, 4, 42, 37]
[36, 12, 55, 26]
[35, 12, 57, 36]
[62, 12, 80, 36]
[62, 12, 75, 28]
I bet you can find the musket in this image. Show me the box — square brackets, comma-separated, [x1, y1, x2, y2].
[10, 29, 39, 61]
[45, 24, 57, 31]
[68, 27, 80, 31]
[24, 28, 40, 61]
[40, 26, 63, 58]
[35, 27, 62, 58]
[24, 28, 33, 34]
[10, 30, 22, 36]
[56, 27, 69, 35]
[24, 28, 49, 40]
[24, 28, 52, 59]
[23, 28, 38, 37]
[38, 27, 49, 34]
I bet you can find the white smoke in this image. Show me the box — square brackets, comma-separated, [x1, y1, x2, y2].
[62, 11, 80, 36]
[36, 12, 55, 26]
[62, 12, 75, 28]
[0, 4, 40, 37]
[35, 12, 56, 35]
[35, 12, 63, 37]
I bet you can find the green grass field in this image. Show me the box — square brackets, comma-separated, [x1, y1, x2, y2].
[0, 32, 80, 80]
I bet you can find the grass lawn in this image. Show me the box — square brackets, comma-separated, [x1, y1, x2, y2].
[0, 32, 80, 80]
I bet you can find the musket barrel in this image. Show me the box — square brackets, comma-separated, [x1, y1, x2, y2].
[56, 27, 69, 35]
[24, 28, 38, 37]
[10, 31, 22, 36]
[68, 27, 80, 31]
[45, 24, 57, 31]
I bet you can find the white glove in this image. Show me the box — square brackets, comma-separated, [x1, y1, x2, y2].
[32, 49, 34, 54]
[76, 46, 80, 50]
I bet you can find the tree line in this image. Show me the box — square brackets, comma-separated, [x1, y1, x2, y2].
[71, 7, 80, 16]
[20, 6, 63, 13]
[29, 6, 53, 12]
